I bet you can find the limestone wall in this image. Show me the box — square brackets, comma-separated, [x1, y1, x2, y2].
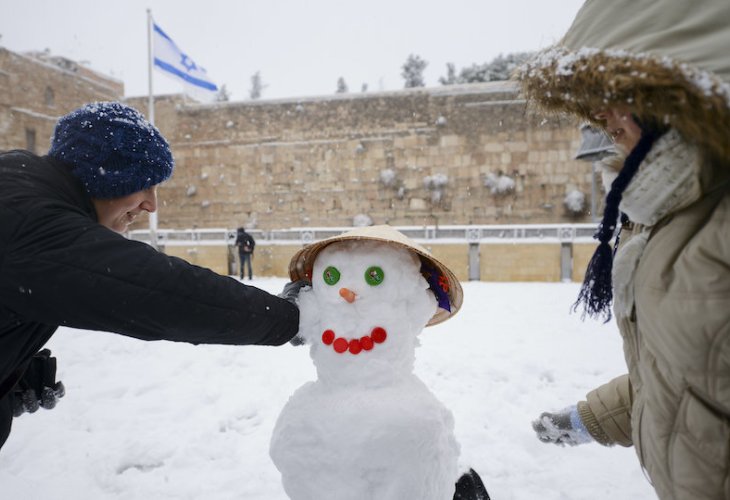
[0, 48, 123, 154]
[479, 243, 562, 282]
[1, 45, 600, 234]
[572, 242, 599, 283]
[126, 83, 598, 232]
[164, 245, 230, 276]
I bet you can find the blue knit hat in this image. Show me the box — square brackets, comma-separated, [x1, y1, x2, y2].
[48, 102, 174, 199]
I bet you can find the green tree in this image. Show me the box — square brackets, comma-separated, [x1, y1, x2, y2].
[439, 52, 534, 84]
[401, 54, 428, 88]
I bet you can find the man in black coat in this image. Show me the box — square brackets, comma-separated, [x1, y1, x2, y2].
[0, 102, 301, 451]
[235, 227, 256, 280]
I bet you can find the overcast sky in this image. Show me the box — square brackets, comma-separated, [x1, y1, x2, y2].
[1, 0, 585, 101]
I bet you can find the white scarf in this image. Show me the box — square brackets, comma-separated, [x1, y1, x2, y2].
[611, 129, 703, 317]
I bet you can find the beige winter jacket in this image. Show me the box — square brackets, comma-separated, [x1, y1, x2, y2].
[518, 0, 730, 498]
[580, 161, 730, 499]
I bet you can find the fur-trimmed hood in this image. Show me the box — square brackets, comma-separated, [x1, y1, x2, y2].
[517, 0, 730, 161]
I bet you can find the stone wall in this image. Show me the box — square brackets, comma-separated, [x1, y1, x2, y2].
[126, 82, 597, 232]
[0, 48, 123, 154]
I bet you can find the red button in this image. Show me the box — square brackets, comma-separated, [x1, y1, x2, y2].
[322, 330, 335, 345]
[333, 337, 349, 353]
[349, 339, 362, 354]
[360, 336, 374, 351]
[371, 327, 387, 344]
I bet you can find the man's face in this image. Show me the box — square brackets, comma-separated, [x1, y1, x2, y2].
[593, 108, 642, 154]
[92, 186, 157, 233]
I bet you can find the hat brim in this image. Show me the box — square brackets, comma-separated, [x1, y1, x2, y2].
[288, 225, 463, 326]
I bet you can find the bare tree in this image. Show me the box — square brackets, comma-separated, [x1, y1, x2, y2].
[438, 63, 457, 85]
[250, 71, 267, 100]
[215, 84, 231, 102]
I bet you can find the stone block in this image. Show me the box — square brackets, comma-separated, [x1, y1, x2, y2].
[505, 141, 528, 152]
[409, 198, 428, 210]
[483, 142, 504, 153]
[439, 135, 462, 147]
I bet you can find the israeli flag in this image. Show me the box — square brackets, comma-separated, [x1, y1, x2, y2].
[153, 22, 218, 101]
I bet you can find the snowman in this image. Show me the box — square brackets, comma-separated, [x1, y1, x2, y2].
[270, 225, 465, 500]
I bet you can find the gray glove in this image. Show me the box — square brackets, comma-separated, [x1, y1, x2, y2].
[278, 280, 310, 306]
[532, 405, 594, 447]
[278, 280, 310, 346]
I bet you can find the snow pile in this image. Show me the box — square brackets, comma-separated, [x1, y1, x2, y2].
[423, 173, 448, 190]
[484, 172, 516, 195]
[564, 190, 585, 214]
[270, 241, 458, 499]
[379, 168, 397, 187]
[352, 213, 373, 227]
[423, 174, 448, 204]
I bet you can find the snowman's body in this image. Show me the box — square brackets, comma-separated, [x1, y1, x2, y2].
[270, 240, 459, 500]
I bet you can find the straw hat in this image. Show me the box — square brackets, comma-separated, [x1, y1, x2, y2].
[289, 225, 463, 326]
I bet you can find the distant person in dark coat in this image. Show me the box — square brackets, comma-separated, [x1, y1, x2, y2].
[0, 102, 302, 452]
[235, 227, 256, 280]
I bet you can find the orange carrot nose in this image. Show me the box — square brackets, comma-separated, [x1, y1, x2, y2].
[339, 287, 357, 303]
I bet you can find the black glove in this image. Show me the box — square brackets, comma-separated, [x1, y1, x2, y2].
[532, 405, 593, 446]
[12, 349, 65, 418]
[278, 280, 310, 345]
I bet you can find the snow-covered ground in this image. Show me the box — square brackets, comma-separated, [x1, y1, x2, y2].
[1, 279, 656, 500]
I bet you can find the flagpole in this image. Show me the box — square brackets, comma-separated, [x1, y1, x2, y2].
[146, 8, 159, 250]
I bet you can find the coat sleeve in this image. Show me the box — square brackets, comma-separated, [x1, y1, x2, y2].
[1, 206, 298, 347]
[0, 392, 12, 450]
[577, 373, 633, 447]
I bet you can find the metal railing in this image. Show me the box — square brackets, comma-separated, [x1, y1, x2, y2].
[128, 223, 599, 247]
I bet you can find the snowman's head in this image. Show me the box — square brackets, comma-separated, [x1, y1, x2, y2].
[297, 240, 437, 386]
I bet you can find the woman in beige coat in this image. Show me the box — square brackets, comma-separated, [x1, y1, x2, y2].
[518, 1, 730, 499]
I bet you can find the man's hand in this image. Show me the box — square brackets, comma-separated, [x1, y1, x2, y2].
[278, 280, 310, 305]
[12, 349, 65, 417]
[277, 280, 310, 345]
[532, 405, 593, 446]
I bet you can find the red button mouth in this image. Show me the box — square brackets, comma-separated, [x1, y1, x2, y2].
[322, 327, 388, 355]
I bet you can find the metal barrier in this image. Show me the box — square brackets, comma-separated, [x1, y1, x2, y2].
[128, 224, 599, 282]
[128, 223, 598, 246]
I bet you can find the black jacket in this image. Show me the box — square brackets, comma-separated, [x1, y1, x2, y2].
[235, 230, 256, 254]
[0, 150, 299, 449]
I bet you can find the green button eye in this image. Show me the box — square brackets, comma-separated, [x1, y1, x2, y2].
[323, 266, 340, 286]
[365, 266, 385, 286]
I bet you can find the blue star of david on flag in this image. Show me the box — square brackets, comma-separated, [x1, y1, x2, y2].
[152, 21, 218, 100]
[180, 54, 197, 72]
